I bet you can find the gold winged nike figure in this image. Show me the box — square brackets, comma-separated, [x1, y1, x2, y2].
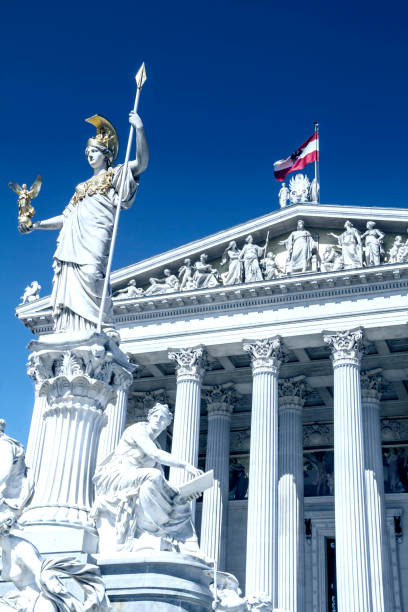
[9, 175, 42, 232]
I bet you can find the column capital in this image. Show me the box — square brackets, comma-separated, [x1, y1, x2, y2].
[28, 334, 134, 412]
[202, 384, 238, 418]
[127, 388, 168, 424]
[278, 376, 307, 411]
[168, 345, 206, 381]
[323, 327, 364, 367]
[361, 368, 383, 402]
[243, 336, 286, 374]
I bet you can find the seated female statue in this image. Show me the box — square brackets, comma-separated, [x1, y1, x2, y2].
[92, 402, 202, 554]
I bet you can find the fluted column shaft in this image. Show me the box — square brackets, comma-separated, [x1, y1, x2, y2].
[168, 346, 206, 487]
[200, 386, 235, 569]
[361, 371, 395, 612]
[243, 337, 285, 607]
[96, 372, 132, 465]
[25, 381, 48, 483]
[22, 336, 133, 530]
[278, 378, 306, 612]
[324, 329, 372, 612]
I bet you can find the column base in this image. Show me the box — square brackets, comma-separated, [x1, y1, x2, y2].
[94, 551, 213, 611]
[19, 524, 98, 554]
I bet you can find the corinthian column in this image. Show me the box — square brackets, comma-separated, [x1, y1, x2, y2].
[361, 369, 395, 612]
[243, 336, 286, 608]
[168, 346, 206, 487]
[21, 334, 134, 552]
[200, 384, 237, 569]
[96, 369, 133, 465]
[24, 370, 48, 483]
[278, 376, 306, 612]
[324, 328, 372, 612]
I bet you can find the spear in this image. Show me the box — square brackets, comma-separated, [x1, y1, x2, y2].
[97, 63, 147, 333]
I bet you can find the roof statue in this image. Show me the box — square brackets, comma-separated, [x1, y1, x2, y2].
[289, 173, 311, 204]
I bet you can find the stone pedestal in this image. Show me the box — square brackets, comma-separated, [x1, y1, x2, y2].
[324, 328, 372, 612]
[95, 552, 213, 611]
[21, 333, 134, 553]
[242, 337, 285, 607]
[200, 384, 236, 569]
[361, 370, 395, 612]
[168, 346, 206, 488]
[277, 377, 306, 612]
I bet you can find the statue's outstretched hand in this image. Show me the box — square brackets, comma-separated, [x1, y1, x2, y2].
[185, 464, 203, 478]
[18, 222, 34, 234]
[129, 110, 143, 130]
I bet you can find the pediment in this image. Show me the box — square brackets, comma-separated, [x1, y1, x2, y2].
[111, 202, 408, 296]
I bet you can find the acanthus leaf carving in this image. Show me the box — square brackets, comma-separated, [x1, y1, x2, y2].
[323, 328, 364, 365]
[242, 336, 287, 372]
[168, 345, 207, 379]
[278, 375, 307, 401]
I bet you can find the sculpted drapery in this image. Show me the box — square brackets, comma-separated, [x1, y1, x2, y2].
[52, 165, 138, 332]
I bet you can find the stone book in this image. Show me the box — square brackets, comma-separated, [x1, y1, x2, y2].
[177, 470, 214, 500]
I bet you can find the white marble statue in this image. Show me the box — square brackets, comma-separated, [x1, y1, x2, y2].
[0, 420, 109, 612]
[278, 183, 290, 208]
[113, 279, 144, 299]
[91, 402, 203, 554]
[19, 112, 148, 334]
[362, 221, 384, 266]
[0, 419, 34, 528]
[239, 235, 268, 283]
[280, 220, 316, 274]
[310, 177, 320, 203]
[20, 281, 41, 305]
[144, 269, 179, 296]
[178, 258, 195, 291]
[193, 254, 220, 288]
[289, 174, 310, 204]
[388, 235, 404, 263]
[211, 572, 247, 611]
[329, 221, 363, 269]
[221, 241, 243, 285]
[260, 252, 281, 280]
[321, 245, 343, 272]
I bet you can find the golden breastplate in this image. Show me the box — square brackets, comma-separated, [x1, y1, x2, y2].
[70, 167, 114, 206]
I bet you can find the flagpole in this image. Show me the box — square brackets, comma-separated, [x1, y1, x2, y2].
[96, 63, 147, 334]
[313, 121, 320, 201]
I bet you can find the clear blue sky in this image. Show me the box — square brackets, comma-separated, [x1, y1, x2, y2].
[1, 0, 408, 443]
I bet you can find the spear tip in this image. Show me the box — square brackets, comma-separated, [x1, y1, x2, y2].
[135, 62, 147, 89]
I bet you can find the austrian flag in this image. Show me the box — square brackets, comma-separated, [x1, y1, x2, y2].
[274, 131, 319, 182]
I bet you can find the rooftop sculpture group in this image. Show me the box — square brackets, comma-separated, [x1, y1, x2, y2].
[113, 218, 404, 301]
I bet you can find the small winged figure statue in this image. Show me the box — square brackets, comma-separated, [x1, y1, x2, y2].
[9, 175, 42, 232]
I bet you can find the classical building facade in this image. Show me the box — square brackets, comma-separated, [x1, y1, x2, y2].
[17, 200, 408, 611]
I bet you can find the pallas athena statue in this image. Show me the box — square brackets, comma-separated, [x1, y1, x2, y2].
[19, 112, 149, 335]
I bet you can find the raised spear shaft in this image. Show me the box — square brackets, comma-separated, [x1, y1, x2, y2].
[97, 63, 147, 333]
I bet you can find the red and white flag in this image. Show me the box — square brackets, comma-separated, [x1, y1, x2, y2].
[274, 131, 319, 182]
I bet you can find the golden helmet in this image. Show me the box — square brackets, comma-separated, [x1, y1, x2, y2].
[85, 115, 119, 164]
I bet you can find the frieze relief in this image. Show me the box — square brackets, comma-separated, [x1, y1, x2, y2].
[113, 217, 408, 300]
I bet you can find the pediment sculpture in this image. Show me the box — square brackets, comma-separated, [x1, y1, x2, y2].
[111, 218, 408, 301]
